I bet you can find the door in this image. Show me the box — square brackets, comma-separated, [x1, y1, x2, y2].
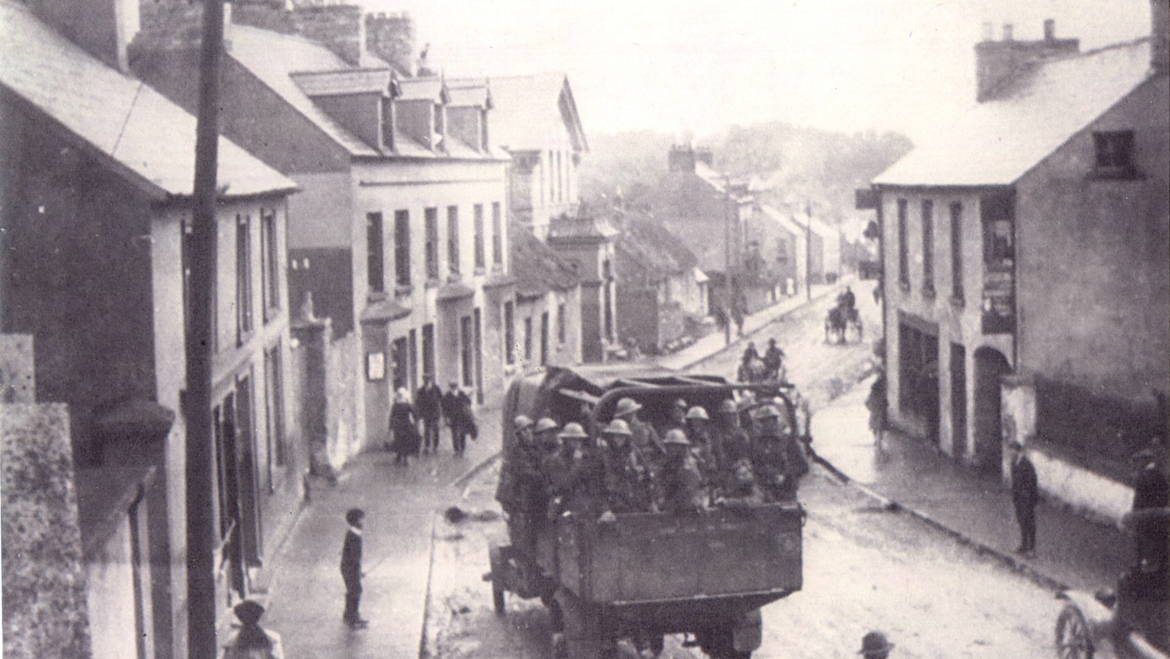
[473, 308, 484, 404]
[950, 343, 967, 457]
[213, 397, 246, 599]
[540, 311, 549, 366]
[974, 347, 1011, 472]
[235, 373, 262, 566]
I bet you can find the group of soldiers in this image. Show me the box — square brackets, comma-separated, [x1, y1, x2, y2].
[496, 392, 811, 548]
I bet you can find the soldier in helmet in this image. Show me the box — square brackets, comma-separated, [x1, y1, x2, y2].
[710, 398, 753, 487]
[613, 397, 665, 463]
[558, 422, 607, 518]
[666, 398, 689, 432]
[599, 419, 653, 514]
[684, 406, 717, 487]
[657, 429, 706, 514]
[750, 404, 809, 502]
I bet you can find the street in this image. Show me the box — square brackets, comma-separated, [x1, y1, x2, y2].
[423, 286, 1061, 657]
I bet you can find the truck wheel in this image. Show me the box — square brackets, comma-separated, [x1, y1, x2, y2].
[1055, 604, 1094, 659]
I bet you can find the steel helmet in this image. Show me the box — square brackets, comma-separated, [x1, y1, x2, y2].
[673, 398, 688, 409]
[613, 397, 643, 417]
[602, 419, 632, 436]
[663, 428, 690, 446]
[718, 399, 739, 414]
[685, 406, 710, 421]
[559, 422, 589, 440]
[513, 415, 534, 430]
[753, 404, 782, 420]
[535, 417, 559, 433]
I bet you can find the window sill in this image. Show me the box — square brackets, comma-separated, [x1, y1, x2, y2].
[367, 290, 387, 303]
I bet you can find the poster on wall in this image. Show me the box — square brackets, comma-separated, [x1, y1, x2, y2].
[366, 351, 385, 381]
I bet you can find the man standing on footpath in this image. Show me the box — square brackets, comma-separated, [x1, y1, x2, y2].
[415, 375, 443, 454]
[1128, 436, 1168, 569]
[442, 381, 474, 457]
[340, 508, 368, 629]
[1009, 439, 1038, 557]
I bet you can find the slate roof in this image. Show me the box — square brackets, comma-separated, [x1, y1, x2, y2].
[511, 227, 579, 297]
[547, 214, 619, 243]
[875, 39, 1153, 187]
[463, 73, 588, 153]
[0, 1, 296, 200]
[614, 211, 701, 284]
[694, 162, 753, 203]
[229, 24, 381, 157]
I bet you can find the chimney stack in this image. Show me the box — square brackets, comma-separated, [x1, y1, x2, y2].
[975, 19, 1080, 102]
[30, 0, 140, 71]
[668, 145, 697, 173]
[1153, 0, 1169, 74]
[366, 12, 416, 77]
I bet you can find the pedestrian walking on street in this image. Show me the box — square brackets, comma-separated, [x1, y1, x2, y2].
[442, 381, 474, 457]
[340, 508, 368, 629]
[221, 599, 284, 659]
[415, 375, 443, 454]
[857, 630, 894, 658]
[866, 371, 888, 452]
[389, 388, 420, 465]
[1009, 439, 1038, 557]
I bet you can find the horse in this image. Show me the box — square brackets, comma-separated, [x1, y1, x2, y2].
[825, 304, 863, 344]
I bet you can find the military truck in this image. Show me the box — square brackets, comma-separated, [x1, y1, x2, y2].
[486, 365, 806, 658]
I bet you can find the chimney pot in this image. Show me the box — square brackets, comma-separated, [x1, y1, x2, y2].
[1002, 23, 1014, 41]
[981, 22, 994, 42]
[1043, 18, 1055, 41]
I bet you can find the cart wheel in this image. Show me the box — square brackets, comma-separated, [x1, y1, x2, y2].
[492, 582, 506, 616]
[1055, 604, 1094, 659]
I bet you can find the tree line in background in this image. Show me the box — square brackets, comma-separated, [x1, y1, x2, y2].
[579, 121, 913, 226]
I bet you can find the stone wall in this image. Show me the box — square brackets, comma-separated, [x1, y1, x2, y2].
[1, 403, 90, 658]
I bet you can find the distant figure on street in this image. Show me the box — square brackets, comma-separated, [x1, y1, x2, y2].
[732, 305, 745, 337]
[1009, 439, 1038, 557]
[866, 371, 888, 452]
[415, 375, 443, 454]
[763, 338, 785, 381]
[1128, 437, 1169, 569]
[340, 508, 368, 629]
[857, 630, 894, 658]
[741, 342, 760, 368]
[839, 285, 856, 311]
[442, 381, 474, 457]
[389, 388, 419, 465]
[221, 599, 284, 659]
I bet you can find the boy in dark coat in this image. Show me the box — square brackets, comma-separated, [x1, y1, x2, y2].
[1009, 440, 1038, 556]
[340, 508, 368, 629]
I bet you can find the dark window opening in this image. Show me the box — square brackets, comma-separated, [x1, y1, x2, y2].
[236, 214, 254, 343]
[473, 204, 485, 269]
[425, 207, 439, 279]
[950, 202, 964, 303]
[394, 210, 410, 287]
[921, 199, 934, 295]
[447, 205, 460, 275]
[491, 202, 503, 266]
[504, 301, 515, 365]
[1092, 130, 1136, 178]
[261, 208, 280, 320]
[460, 315, 473, 386]
[367, 212, 384, 293]
[897, 199, 909, 287]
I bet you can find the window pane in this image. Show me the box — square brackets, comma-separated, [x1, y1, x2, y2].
[447, 206, 460, 275]
[236, 214, 253, 341]
[897, 199, 909, 285]
[950, 202, 963, 300]
[394, 210, 410, 286]
[367, 212, 384, 293]
[922, 200, 934, 291]
[491, 202, 503, 265]
[425, 208, 439, 279]
[474, 204, 485, 269]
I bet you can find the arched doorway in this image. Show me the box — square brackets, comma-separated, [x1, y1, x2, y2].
[973, 347, 1011, 472]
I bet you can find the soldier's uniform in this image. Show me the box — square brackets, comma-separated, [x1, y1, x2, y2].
[657, 430, 707, 514]
[600, 420, 654, 514]
[716, 458, 766, 509]
[614, 397, 665, 466]
[559, 423, 607, 518]
[711, 400, 753, 488]
[751, 406, 809, 502]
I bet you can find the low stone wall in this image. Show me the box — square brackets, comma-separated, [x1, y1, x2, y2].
[1030, 444, 1134, 525]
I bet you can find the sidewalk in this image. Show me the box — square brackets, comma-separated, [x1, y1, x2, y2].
[811, 376, 1131, 593]
[260, 406, 502, 658]
[653, 279, 848, 371]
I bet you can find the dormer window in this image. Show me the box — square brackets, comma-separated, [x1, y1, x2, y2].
[432, 103, 446, 152]
[479, 108, 489, 152]
[1092, 130, 1136, 179]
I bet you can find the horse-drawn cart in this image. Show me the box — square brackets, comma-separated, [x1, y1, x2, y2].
[487, 366, 806, 658]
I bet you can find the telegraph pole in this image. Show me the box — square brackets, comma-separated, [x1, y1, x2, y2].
[186, 0, 224, 654]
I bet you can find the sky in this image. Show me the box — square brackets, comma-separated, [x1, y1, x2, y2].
[366, 0, 1153, 141]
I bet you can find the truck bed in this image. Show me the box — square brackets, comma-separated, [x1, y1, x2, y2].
[542, 503, 802, 606]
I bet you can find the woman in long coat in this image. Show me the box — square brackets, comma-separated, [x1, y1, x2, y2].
[389, 388, 420, 465]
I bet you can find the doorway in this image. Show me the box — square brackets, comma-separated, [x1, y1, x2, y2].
[950, 343, 967, 457]
[974, 347, 1011, 472]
